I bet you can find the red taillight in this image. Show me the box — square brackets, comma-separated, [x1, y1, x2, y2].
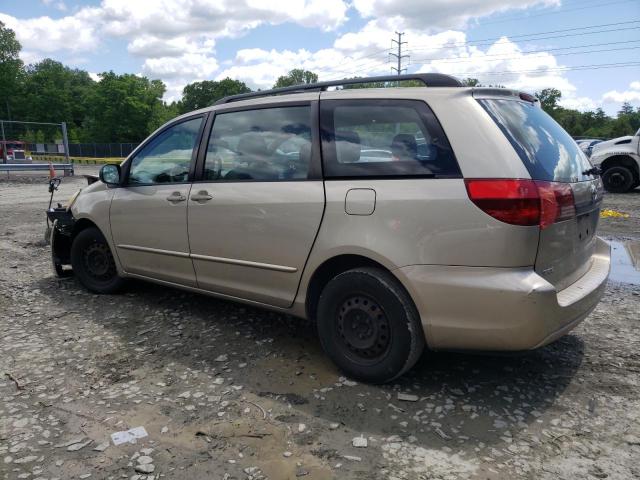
[465, 179, 575, 229]
[535, 181, 576, 229]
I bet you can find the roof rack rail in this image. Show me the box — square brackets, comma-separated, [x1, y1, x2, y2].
[214, 73, 462, 105]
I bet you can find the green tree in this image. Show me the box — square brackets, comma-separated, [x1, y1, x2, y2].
[0, 21, 24, 120]
[148, 100, 181, 132]
[18, 59, 95, 133]
[180, 78, 251, 113]
[273, 69, 318, 89]
[342, 77, 423, 89]
[618, 102, 635, 116]
[84, 72, 167, 142]
[535, 88, 562, 115]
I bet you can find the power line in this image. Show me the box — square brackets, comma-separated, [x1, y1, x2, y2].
[318, 20, 640, 79]
[476, 0, 640, 26]
[338, 47, 395, 64]
[445, 61, 640, 78]
[408, 20, 640, 52]
[320, 20, 639, 76]
[389, 31, 409, 75]
[319, 55, 391, 79]
[409, 41, 640, 65]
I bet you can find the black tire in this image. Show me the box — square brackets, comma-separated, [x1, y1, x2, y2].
[70, 227, 125, 294]
[602, 166, 634, 193]
[316, 267, 425, 384]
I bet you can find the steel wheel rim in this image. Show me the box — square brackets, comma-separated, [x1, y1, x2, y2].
[82, 242, 116, 281]
[336, 294, 391, 364]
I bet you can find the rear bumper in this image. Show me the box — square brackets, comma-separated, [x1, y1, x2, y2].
[395, 237, 610, 351]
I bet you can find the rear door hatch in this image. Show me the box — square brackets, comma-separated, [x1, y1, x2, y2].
[478, 95, 602, 290]
[536, 178, 603, 290]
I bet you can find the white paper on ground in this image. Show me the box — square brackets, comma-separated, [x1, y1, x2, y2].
[110, 426, 148, 445]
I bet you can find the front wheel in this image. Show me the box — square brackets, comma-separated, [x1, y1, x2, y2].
[70, 227, 125, 293]
[602, 166, 634, 193]
[316, 267, 425, 384]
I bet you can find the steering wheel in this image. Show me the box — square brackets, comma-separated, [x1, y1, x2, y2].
[168, 164, 189, 182]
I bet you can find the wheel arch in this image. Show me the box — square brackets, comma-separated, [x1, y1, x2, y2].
[304, 253, 413, 322]
[72, 217, 100, 237]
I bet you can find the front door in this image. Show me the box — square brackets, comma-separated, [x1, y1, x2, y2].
[110, 115, 205, 286]
[188, 102, 324, 307]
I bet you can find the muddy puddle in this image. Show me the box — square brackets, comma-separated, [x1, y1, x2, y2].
[607, 240, 640, 285]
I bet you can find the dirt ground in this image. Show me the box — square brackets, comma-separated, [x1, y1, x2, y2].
[1, 167, 639, 480]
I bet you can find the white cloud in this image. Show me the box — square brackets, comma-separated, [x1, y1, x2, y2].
[560, 96, 598, 111]
[602, 81, 640, 105]
[142, 53, 220, 101]
[0, 0, 611, 112]
[214, 19, 606, 115]
[215, 19, 473, 88]
[0, 10, 100, 53]
[1, 0, 350, 99]
[127, 35, 215, 58]
[352, 0, 560, 30]
[142, 53, 218, 80]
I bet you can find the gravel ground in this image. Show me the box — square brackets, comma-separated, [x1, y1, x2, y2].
[1, 167, 639, 480]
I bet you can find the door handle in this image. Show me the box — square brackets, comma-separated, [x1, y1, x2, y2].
[190, 190, 213, 203]
[166, 191, 187, 203]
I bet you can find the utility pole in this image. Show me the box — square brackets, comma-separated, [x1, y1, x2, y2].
[390, 32, 409, 75]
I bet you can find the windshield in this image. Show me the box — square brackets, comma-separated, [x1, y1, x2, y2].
[479, 99, 594, 182]
[4, 143, 23, 150]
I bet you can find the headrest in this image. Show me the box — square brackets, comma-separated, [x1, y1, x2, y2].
[335, 130, 361, 163]
[299, 142, 312, 165]
[391, 134, 417, 160]
[237, 132, 267, 157]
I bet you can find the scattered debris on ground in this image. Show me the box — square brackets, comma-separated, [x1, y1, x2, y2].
[1, 169, 639, 479]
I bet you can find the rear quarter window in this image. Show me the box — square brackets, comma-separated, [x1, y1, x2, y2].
[320, 99, 460, 178]
[479, 99, 594, 182]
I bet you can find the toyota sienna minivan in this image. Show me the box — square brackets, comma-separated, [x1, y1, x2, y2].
[48, 74, 610, 383]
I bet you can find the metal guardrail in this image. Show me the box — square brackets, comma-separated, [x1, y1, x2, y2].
[0, 163, 74, 176]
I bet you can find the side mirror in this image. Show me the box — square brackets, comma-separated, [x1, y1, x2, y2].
[99, 164, 121, 186]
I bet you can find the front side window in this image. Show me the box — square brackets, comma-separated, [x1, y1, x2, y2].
[128, 117, 203, 184]
[204, 106, 312, 181]
[320, 99, 460, 178]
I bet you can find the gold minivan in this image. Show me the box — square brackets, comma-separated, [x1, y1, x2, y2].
[48, 74, 610, 383]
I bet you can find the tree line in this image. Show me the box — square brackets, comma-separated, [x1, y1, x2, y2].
[1, 21, 638, 145]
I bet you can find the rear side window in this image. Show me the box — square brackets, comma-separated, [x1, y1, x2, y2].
[320, 99, 460, 178]
[479, 99, 593, 182]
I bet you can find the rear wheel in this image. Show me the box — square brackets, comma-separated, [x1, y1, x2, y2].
[602, 166, 634, 193]
[70, 227, 125, 293]
[316, 267, 425, 384]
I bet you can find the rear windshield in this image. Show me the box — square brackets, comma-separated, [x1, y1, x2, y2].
[479, 99, 593, 182]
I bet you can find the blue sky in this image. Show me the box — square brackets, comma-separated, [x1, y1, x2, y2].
[1, 0, 639, 115]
